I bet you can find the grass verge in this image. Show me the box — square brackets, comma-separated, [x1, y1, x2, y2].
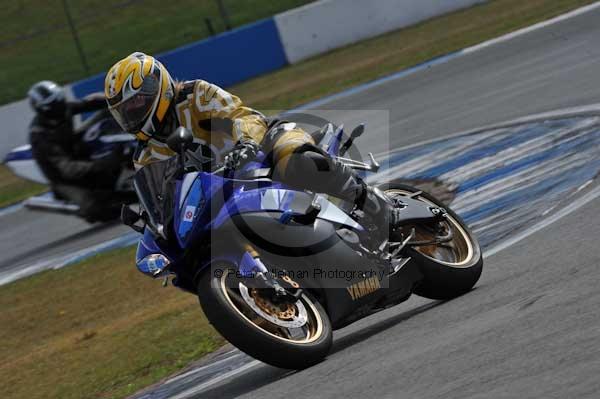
[0, 1, 597, 398]
[0, 164, 46, 209]
[1, 0, 312, 105]
[0, 247, 225, 399]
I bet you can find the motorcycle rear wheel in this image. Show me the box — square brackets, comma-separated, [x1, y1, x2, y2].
[197, 265, 332, 369]
[379, 182, 483, 300]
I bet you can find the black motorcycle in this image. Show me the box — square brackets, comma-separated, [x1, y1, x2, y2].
[4, 112, 136, 220]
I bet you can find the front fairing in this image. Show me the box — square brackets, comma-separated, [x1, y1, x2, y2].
[135, 228, 182, 272]
[173, 171, 210, 248]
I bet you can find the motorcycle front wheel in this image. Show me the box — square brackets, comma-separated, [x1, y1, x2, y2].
[379, 182, 483, 300]
[197, 265, 332, 369]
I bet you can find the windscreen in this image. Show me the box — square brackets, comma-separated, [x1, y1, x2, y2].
[133, 156, 180, 234]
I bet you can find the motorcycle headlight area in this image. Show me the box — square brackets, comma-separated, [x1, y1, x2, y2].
[137, 254, 171, 277]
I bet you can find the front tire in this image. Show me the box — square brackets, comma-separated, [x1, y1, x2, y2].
[197, 265, 333, 369]
[379, 182, 483, 300]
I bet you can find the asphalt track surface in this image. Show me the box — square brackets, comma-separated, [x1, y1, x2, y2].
[204, 199, 600, 399]
[2, 4, 600, 398]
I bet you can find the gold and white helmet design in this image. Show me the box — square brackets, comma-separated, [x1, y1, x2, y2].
[105, 52, 175, 140]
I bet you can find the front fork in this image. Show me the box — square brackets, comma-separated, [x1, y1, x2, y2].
[237, 248, 303, 304]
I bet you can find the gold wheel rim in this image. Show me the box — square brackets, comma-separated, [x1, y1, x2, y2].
[385, 189, 475, 268]
[219, 269, 324, 344]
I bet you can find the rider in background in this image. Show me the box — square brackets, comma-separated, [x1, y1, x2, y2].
[105, 52, 401, 230]
[28, 80, 124, 222]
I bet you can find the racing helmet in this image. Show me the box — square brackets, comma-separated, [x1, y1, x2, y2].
[105, 52, 175, 140]
[27, 80, 66, 119]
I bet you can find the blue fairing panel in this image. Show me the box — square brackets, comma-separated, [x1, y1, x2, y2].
[3, 145, 33, 162]
[170, 169, 365, 249]
[175, 173, 205, 247]
[210, 187, 364, 231]
[136, 229, 168, 263]
[211, 188, 297, 230]
[327, 126, 345, 156]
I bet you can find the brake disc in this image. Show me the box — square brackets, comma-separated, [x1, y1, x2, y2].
[239, 283, 308, 328]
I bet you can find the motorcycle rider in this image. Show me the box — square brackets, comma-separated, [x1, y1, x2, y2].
[105, 52, 401, 231]
[28, 80, 125, 222]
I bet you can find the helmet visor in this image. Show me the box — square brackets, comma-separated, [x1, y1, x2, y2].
[110, 75, 159, 133]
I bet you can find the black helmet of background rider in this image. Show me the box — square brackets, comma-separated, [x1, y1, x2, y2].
[27, 80, 67, 119]
[104, 52, 176, 142]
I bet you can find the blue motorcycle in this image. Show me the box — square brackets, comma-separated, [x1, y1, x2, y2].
[123, 124, 483, 369]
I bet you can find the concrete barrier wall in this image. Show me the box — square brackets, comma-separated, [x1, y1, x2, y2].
[0, 88, 83, 159]
[275, 0, 485, 64]
[0, 99, 33, 159]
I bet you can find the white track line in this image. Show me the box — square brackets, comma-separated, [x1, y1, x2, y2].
[461, 1, 600, 55]
[0, 202, 23, 218]
[294, 1, 600, 111]
[168, 360, 261, 399]
[390, 129, 504, 177]
[454, 154, 594, 212]
[441, 118, 599, 183]
[484, 184, 600, 257]
[162, 351, 243, 384]
[0, 232, 138, 286]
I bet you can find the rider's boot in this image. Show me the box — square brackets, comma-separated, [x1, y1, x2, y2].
[356, 185, 402, 233]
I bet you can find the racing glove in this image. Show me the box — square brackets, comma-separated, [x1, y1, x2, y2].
[224, 140, 260, 170]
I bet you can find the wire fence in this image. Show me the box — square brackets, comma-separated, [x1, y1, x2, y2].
[0, 0, 312, 104]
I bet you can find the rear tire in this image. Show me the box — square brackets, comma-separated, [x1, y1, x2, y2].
[197, 265, 333, 369]
[378, 182, 483, 300]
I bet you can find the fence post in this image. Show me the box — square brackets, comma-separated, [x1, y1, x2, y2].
[214, 0, 232, 31]
[205, 17, 216, 36]
[62, 0, 90, 75]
